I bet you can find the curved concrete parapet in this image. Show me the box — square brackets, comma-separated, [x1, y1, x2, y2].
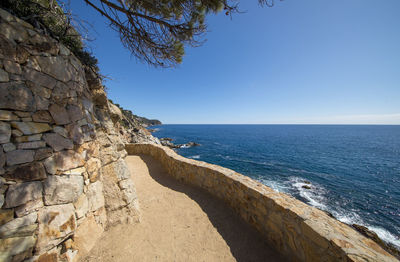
[126, 143, 397, 262]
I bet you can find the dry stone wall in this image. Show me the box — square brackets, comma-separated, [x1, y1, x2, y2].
[0, 9, 140, 262]
[126, 143, 398, 262]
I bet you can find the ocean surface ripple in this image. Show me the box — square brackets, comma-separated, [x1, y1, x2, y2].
[152, 124, 400, 248]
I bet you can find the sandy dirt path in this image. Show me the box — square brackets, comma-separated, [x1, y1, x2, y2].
[83, 155, 285, 262]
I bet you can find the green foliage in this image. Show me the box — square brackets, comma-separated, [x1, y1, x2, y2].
[0, 0, 98, 70]
[83, 0, 274, 68]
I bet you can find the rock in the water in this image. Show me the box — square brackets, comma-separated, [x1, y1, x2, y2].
[302, 185, 311, 190]
[43, 175, 84, 205]
[5, 181, 43, 208]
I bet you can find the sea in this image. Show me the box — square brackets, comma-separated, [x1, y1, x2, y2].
[151, 124, 400, 249]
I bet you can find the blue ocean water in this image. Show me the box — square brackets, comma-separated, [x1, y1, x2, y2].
[151, 125, 400, 248]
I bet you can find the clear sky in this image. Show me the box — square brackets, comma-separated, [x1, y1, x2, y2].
[69, 0, 400, 124]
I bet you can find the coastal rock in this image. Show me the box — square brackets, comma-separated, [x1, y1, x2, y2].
[5, 181, 43, 208]
[43, 175, 84, 205]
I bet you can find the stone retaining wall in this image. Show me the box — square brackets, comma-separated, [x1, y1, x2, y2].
[0, 9, 139, 262]
[126, 143, 397, 262]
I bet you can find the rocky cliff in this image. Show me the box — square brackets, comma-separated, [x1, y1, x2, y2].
[0, 8, 158, 262]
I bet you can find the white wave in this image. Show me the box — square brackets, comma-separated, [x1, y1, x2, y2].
[289, 177, 328, 210]
[188, 155, 200, 159]
[368, 226, 400, 249]
[258, 178, 290, 193]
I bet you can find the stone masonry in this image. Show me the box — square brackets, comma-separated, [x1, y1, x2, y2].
[0, 9, 140, 262]
[126, 143, 398, 262]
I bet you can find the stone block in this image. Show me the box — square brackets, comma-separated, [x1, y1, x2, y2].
[86, 181, 105, 212]
[0, 236, 36, 261]
[36, 56, 73, 82]
[11, 121, 51, 135]
[34, 94, 50, 110]
[5, 181, 42, 208]
[0, 82, 35, 111]
[15, 134, 42, 143]
[0, 208, 14, 226]
[0, 121, 11, 143]
[49, 104, 70, 125]
[23, 68, 56, 89]
[5, 162, 47, 182]
[44, 150, 85, 174]
[32, 111, 53, 123]
[2, 142, 16, 152]
[0, 68, 9, 82]
[43, 175, 84, 205]
[67, 105, 83, 122]
[36, 203, 76, 252]
[0, 110, 18, 121]
[0, 212, 37, 238]
[43, 133, 73, 152]
[53, 126, 68, 138]
[3, 60, 21, 74]
[74, 194, 88, 219]
[65, 123, 84, 145]
[15, 198, 44, 218]
[17, 141, 46, 149]
[73, 215, 103, 259]
[34, 147, 53, 161]
[6, 149, 34, 166]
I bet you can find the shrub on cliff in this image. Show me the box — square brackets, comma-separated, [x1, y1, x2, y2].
[0, 0, 98, 70]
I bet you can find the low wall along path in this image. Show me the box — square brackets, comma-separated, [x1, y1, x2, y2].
[125, 143, 398, 262]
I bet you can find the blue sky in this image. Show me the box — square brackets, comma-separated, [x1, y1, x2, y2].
[69, 0, 400, 124]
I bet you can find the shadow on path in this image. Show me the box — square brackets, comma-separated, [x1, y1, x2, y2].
[138, 154, 286, 262]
